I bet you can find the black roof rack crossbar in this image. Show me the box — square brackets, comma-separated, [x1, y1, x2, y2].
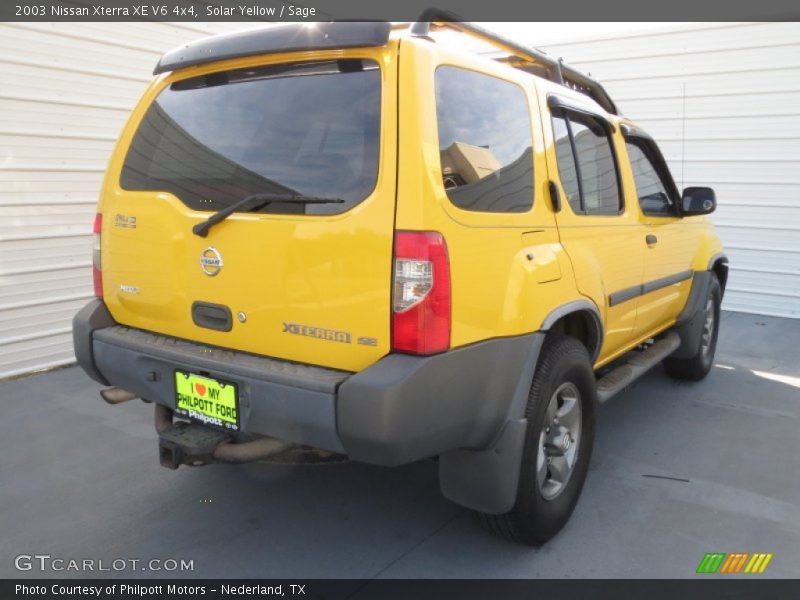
[409, 8, 618, 115]
[153, 21, 392, 76]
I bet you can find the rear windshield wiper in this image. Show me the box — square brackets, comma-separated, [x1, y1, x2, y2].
[192, 193, 345, 237]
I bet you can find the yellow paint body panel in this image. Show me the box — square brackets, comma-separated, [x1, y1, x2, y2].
[395, 39, 575, 349]
[98, 45, 399, 372]
[98, 34, 725, 373]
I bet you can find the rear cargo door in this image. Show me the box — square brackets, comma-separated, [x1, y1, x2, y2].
[99, 48, 398, 373]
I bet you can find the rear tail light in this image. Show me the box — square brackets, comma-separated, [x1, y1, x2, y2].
[92, 213, 103, 298]
[392, 231, 451, 355]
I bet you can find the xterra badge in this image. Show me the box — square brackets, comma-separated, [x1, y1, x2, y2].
[200, 247, 223, 277]
[283, 322, 351, 344]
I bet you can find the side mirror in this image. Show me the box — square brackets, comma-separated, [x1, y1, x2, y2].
[681, 187, 716, 216]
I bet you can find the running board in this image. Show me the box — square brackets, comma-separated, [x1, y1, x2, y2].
[596, 332, 681, 404]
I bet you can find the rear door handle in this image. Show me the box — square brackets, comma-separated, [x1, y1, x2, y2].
[646, 234, 658, 245]
[192, 301, 232, 332]
[548, 180, 561, 213]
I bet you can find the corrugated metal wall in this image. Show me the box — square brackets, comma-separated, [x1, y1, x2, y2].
[1, 22, 798, 379]
[536, 22, 800, 319]
[0, 22, 248, 378]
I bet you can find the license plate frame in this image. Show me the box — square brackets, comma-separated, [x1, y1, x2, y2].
[174, 370, 240, 432]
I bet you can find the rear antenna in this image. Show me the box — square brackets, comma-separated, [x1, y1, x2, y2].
[680, 82, 687, 189]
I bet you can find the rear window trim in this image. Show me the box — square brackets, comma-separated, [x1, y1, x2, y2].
[119, 57, 384, 218]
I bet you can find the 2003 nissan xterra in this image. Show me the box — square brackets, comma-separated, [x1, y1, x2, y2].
[73, 15, 728, 544]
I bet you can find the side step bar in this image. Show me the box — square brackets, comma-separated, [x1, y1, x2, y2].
[596, 332, 681, 404]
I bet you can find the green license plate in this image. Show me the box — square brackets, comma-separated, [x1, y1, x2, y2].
[174, 371, 239, 432]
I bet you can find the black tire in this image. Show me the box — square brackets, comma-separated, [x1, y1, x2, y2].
[479, 333, 596, 545]
[663, 275, 721, 381]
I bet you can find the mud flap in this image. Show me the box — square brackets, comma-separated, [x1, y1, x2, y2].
[437, 333, 545, 514]
[671, 271, 712, 359]
[439, 418, 527, 514]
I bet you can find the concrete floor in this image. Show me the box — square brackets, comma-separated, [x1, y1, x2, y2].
[1, 311, 798, 579]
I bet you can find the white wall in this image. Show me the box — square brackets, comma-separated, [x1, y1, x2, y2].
[1, 21, 798, 379]
[0, 22, 250, 378]
[534, 22, 800, 319]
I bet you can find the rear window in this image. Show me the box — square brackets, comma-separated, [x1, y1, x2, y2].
[120, 59, 381, 215]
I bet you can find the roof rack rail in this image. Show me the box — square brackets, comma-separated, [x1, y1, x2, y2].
[408, 8, 619, 115]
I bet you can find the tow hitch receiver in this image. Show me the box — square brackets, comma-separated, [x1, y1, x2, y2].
[158, 422, 231, 469]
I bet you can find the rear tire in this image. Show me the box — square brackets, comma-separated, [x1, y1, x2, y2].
[663, 275, 721, 381]
[479, 333, 596, 545]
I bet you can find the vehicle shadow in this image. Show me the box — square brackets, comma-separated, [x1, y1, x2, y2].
[2, 313, 798, 579]
[152, 353, 799, 579]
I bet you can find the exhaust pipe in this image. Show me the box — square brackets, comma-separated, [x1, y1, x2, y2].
[213, 437, 292, 464]
[154, 403, 173, 433]
[100, 387, 137, 404]
[154, 404, 291, 466]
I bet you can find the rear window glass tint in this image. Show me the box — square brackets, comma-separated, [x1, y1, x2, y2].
[569, 114, 621, 214]
[551, 110, 622, 215]
[435, 66, 534, 213]
[552, 115, 581, 212]
[120, 59, 381, 215]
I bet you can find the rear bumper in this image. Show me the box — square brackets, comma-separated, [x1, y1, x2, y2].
[73, 299, 536, 466]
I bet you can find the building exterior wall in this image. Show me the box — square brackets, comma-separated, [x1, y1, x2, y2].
[0, 22, 245, 378]
[537, 22, 800, 319]
[1, 21, 797, 378]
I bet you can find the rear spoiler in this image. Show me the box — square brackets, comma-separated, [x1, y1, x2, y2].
[153, 21, 392, 75]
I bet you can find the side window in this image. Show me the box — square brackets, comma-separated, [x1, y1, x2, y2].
[625, 140, 676, 216]
[434, 67, 534, 213]
[552, 115, 581, 212]
[551, 109, 623, 215]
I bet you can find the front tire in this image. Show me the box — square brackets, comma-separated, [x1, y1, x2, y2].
[479, 333, 596, 545]
[663, 274, 721, 381]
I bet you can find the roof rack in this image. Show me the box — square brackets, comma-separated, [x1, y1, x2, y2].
[408, 9, 619, 115]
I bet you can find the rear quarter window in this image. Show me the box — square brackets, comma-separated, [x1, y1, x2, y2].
[434, 66, 534, 213]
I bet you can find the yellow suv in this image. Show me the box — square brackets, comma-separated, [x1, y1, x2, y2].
[73, 17, 728, 544]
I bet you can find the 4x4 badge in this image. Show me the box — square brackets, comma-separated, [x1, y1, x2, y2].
[200, 247, 223, 277]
